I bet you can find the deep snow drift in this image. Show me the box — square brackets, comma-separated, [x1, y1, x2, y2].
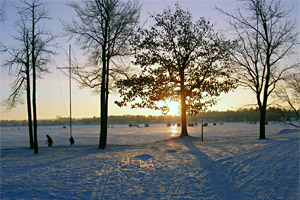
[0, 124, 299, 200]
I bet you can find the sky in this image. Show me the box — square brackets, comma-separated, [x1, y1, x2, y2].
[0, 0, 299, 120]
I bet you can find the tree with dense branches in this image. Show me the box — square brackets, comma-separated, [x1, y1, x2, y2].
[116, 5, 236, 137]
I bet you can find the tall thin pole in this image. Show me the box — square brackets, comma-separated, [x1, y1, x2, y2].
[69, 45, 72, 138]
[201, 120, 204, 142]
[56, 45, 73, 143]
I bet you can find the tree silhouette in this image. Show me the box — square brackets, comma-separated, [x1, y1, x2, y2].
[3, 0, 56, 153]
[3, 13, 34, 149]
[275, 72, 300, 128]
[64, 0, 140, 149]
[116, 4, 236, 137]
[217, 0, 299, 139]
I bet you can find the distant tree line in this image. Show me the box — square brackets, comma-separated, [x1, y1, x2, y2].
[1, 107, 298, 127]
[195, 108, 298, 123]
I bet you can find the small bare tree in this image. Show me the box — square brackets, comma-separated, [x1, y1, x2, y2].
[217, 0, 299, 139]
[275, 72, 300, 128]
[64, 0, 140, 149]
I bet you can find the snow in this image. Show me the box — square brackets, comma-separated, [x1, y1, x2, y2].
[279, 128, 300, 134]
[1, 124, 299, 199]
[0, 123, 291, 148]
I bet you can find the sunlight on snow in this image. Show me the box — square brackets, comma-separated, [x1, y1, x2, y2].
[170, 125, 179, 137]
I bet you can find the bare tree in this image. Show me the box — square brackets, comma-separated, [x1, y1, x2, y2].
[275, 72, 300, 128]
[3, 12, 34, 149]
[28, 0, 56, 153]
[116, 4, 236, 137]
[2, 0, 56, 153]
[217, 0, 299, 139]
[64, 0, 140, 149]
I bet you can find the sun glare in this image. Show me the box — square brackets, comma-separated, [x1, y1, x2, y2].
[167, 101, 180, 115]
[156, 100, 180, 115]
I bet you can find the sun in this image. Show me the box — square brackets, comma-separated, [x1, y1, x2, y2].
[167, 101, 180, 115]
[156, 100, 180, 115]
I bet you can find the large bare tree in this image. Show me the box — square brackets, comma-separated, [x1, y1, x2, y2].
[64, 0, 140, 149]
[116, 4, 236, 137]
[3, 0, 56, 153]
[217, 0, 299, 139]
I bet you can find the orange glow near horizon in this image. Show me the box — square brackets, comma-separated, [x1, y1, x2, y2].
[0, 88, 258, 120]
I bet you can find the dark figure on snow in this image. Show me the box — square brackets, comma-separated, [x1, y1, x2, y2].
[69, 136, 75, 146]
[46, 134, 53, 147]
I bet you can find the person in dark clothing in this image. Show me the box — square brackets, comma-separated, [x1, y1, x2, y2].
[69, 136, 75, 145]
[46, 134, 53, 147]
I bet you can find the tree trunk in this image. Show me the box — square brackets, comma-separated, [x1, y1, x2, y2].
[180, 97, 189, 137]
[99, 45, 107, 149]
[260, 83, 268, 140]
[99, 68, 107, 149]
[259, 106, 266, 139]
[32, 70, 38, 154]
[26, 72, 34, 149]
[103, 57, 110, 146]
[26, 44, 33, 149]
[179, 73, 188, 137]
[32, 4, 38, 154]
[99, 18, 110, 149]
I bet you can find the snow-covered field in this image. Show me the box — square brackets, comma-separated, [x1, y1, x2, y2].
[0, 123, 293, 148]
[1, 123, 299, 199]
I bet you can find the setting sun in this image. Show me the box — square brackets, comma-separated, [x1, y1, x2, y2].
[167, 101, 180, 115]
[156, 100, 180, 115]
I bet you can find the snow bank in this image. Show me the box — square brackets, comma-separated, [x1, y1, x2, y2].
[1, 130, 299, 200]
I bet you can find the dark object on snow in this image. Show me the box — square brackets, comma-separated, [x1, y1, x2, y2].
[69, 136, 75, 145]
[46, 134, 53, 147]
